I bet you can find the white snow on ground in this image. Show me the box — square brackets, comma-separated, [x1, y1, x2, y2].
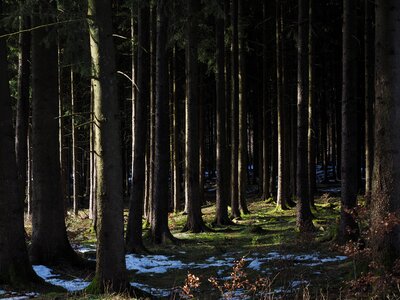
[130, 282, 172, 298]
[0, 293, 39, 300]
[29, 245, 347, 297]
[248, 259, 263, 270]
[32, 265, 89, 292]
[73, 244, 96, 254]
[125, 254, 186, 274]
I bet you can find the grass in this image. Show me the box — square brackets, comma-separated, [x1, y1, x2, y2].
[10, 191, 388, 299]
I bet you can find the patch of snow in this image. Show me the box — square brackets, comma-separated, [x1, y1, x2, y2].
[222, 289, 250, 300]
[320, 256, 347, 263]
[32, 265, 89, 292]
[73, 244, 96, 254]
[248, 259, 263, 270]
[130, 282, 172, 298]
[290, 280, 308, 288]
[125, 254, 185, 274]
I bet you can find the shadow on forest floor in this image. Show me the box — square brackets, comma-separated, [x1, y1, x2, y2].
[1, 186, 374, 299]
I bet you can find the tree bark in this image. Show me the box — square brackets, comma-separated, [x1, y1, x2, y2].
[30, 0, 80, 265]
[371, 0, 400, 271]
[230, 0, 241, 219]
[296, 0, 315, 232]
[15, 13, 30, 209]
[276, 0, 289, 210]
[307, 0, 316, 207]
[214, 1, 232, 226]
[339, 0, 359, 243]
[238, 0, 249, 215]
[71, 69, 80, 216]
[151, 0, 176, 243]
[86, 0, 129, 292]
[0, 1, 39, 284]
[364, 0, 374, 205]
[183, 0, 209, 232]
[126, 0, 150, 253]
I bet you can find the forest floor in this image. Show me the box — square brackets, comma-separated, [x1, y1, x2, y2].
[0, 184, 387, 299]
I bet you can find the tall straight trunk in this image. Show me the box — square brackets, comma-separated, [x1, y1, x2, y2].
[230, 0, 241, 218]
[262, 0, 273, 201]
[86, 0, 128, 292]
[364, 0, 374, 205]
[183, 0, 209, 232]
[126, 0, 150, 253]
[307, 0, 316, 206]
[151, 0, 176, 244]
[89, 85, 96, 221]
[296, 0, 314, 232]
[224, 0, 232, 204]
[15, 13, 30, 207]
[172, 47, 181, 213]
[71, 69, 79, 215]
[276, 0, 288, 210]
[30, 1, 80, 265]
[339, 0, 359, 243]
[0, 1, 39, 284]
[199, 83, 205, 206]
[214, 1, 232, 226]
[147, 3, 157, 221]
[372, 0, 400, 270]
[238, 0, 249, 215]
[58, 47, 67, 213]
[270, 1, 278, 198]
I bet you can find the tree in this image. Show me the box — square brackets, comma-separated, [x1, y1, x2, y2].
[126, 0, 150, 253]
[230, 0, 241, 219]
[238, 0, 250, 215]
[30, 0, 81, 265]
[15, 11, 30, 206]
[307, 0, 316, 207]
[151, 0, 177, 243]
[364, 0, 374, 205]
[276, 0, 289, 210]
[86, 0, 129, 292]
[371, 0, 400, 270]
[183, 0, 209, 232]
[0, 0, 39, 285]
[339, 0, 359, 243]
[214, 0, 232, 226]
[296, 0, 315, 232]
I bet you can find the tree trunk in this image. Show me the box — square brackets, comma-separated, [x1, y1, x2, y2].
[126, 0, 150, 253]
[238, 0, 249, 215]
[276, 0, 288, 210]
[86, 0, 129, 292]
[339, 0, 359, 243]
[30, 1, 80, 265]
[296, 0, 315, 232]
[0, 1, 39, 284]
[230, 0, 241, 219]
[262, 0, 273, 201]
[183, 0, 209, 232]
[307, 0, 316, 207]
[172, 47, 181, 213]
[71, 68, 80, 216]
[372, 0, 400, 270]
[151, 0, 176, 243]
[15, 13, 30, 209]
[214, 1, 232, 226]
[364, 0, 374, 205]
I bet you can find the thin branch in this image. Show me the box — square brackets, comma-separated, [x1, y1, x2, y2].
[0, 19, 85, 39]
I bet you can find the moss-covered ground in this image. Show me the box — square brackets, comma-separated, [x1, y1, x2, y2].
[2, 190, 389, 299]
